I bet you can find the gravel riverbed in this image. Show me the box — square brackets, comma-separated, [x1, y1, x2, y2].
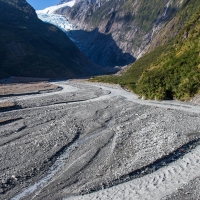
[0, 81, 199, 200]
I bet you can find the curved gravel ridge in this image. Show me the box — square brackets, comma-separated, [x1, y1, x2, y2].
[1, 81, 199, 113]
[67, 145, 200, 200]
[0, 81, 200, 200]
[0, 82, 79, 102]
[82, 81, 200, 113]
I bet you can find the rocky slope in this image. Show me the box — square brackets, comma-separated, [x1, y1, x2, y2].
[143, 0, 200, 54]
[90, 2, 200, 101]
[37, 0, 135, 68]
[55, 0, 192, 59]
[0, 0, 102, 79]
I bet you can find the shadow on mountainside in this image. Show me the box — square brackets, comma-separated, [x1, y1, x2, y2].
[0, 0, 103, 79]
[67, 28, 136, 69]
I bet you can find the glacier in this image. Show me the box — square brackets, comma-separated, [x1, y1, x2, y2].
[36, 0, 76, 33]
[37, 13, 76, 32]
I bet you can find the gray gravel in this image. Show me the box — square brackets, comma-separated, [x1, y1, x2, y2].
[0, 81, 200, 200]
[162, 177, 200, 200]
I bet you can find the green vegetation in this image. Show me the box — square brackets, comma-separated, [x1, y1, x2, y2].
[125, 0, 169, 32]
[0, 0, 98, 79]
[137, 10, 200, 100]
[151, 0, 200, 48]
[90, 44, 169, 90]
[90, 0, 117, 27]
[91, 7, 200, 101]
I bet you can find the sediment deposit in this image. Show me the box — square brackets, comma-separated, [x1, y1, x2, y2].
[0, 81, 199, 200]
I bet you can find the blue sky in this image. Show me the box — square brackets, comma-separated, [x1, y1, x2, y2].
[26, 0, 59, 10]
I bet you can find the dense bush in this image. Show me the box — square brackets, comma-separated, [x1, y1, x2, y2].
[137, 10, 200, 100]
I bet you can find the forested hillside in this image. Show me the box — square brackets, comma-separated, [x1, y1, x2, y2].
[0, 0, 100, 79]
[90, 1, 200, 101]
[137, 10, 200, 100]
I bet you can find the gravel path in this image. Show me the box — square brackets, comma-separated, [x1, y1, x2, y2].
[0, 81, 199, 200]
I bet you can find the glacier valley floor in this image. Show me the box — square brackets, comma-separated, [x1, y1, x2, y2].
[0, 80, 200, 200]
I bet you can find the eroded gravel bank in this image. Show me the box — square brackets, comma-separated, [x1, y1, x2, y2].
[0, 81, 199, 200]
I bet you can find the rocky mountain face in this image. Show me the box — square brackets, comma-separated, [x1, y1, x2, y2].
[55, 0, 191, 59]
[67, 29, 135, 68]
[54, 0, 135, 67]
[0, 0, 102, 79]
[91, 0, 200, 101]
[143, 0, 200, 54]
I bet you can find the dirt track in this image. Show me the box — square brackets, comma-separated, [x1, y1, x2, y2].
[0, 81, 199, 200]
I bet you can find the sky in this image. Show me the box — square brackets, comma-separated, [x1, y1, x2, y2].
[26, 0, 59, 10]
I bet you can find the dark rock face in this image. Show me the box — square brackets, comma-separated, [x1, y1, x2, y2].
[55, 0, 187, 58]
[68, 29, 135, 68]
[0, 0, 102, 79]
[56, 0, 136, 68]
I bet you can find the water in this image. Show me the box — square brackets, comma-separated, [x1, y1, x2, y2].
[11, 142, 78, 200]
[12, 127, 110, 200]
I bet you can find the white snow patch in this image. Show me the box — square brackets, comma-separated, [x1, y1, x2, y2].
[36, 0, 75, 14]
[37, 13, 76, 32]
[36, 0, 77, 33]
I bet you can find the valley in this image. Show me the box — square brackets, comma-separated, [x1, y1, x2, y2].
[0, 0, 200, 199]
[36, 2, 135, 69]
[0, 80, 200, 199]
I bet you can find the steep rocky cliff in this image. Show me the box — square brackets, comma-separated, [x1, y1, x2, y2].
[143, 0, 200, 54]
[90, 3, 200, 100]
[55, 0, 190, 59]
[0, 0, 101, 79]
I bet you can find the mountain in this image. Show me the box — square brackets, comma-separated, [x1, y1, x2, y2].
[0, 0, 101, 79]
[37, 0, 135, 68]
[136, 9, 200, 101]
[36, 1, 77, 33]
[55, 0, 191, 59]
[142, 0, 200, 54]
[90, 1, 200, 101]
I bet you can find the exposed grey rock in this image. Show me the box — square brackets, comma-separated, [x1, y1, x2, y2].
[0, 81, 200, 200]
[55, 0, 185, 59]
